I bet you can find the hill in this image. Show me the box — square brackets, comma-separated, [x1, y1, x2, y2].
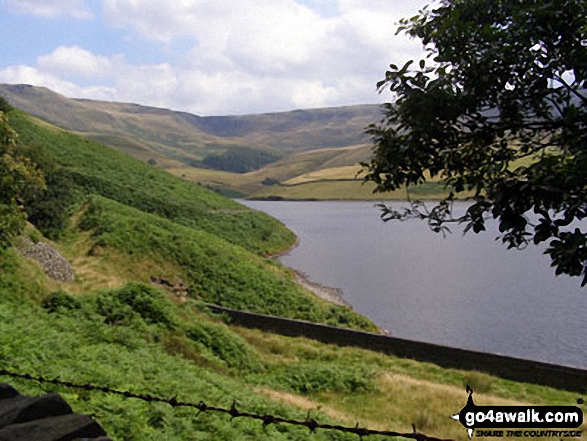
[0, 83, 410, 200]
[0, 83, 380, 157]
[0, 107, 583, 440]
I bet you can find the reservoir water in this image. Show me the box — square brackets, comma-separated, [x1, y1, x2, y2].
[242, 200, 587, 369]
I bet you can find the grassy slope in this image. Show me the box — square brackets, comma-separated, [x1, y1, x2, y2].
[169, 145, 374, 196]
[0, 84, 379, 157]
[170, 145, 457, 201]
[0, 84, 456, 200]
[1, 250, 582, 441]
[76, 195, 374, 328]
[9, 109, 375, 328]
[10, 110, 294, 255]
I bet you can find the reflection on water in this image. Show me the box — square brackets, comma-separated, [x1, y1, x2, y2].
[242, 200, 587, 368]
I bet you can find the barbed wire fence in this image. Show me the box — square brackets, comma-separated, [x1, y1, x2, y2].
[0, 368, 455, 441]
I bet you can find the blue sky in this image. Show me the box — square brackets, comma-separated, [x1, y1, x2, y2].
[0, 0, 428, 115]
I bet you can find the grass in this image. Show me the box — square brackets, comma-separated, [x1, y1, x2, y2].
[233, 327, 585, 440]
[167, 144, 373, 196]
[73, 195, 375, 329]
[2, 249, 583, 441]
[169, 148, 467, 201]
[283, 165, 363, 185]
[0, 84, 381, 164]
[247, 179, 458, 200]
[10, 110, 296, 255]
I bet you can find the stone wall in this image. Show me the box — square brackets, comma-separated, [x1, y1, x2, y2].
[206, 304, 587, 394]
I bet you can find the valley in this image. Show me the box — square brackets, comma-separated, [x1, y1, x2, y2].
[0, 91, 582, 441]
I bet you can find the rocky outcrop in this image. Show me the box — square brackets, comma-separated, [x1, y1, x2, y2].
[17, 238, 74, 282]
[150, 275, 190, 299]
[0, 383, 111, 441]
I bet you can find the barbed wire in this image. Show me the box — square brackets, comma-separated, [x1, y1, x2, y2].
[0, 368, 455, 441]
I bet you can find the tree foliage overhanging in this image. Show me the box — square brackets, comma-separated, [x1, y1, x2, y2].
[362, 0, 587, 285]
[0, 110, 46, 249]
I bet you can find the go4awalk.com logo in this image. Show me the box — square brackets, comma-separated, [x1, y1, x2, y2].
[451, 386, 583, 438]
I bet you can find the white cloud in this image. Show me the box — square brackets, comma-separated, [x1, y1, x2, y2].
[0, 65, 117, 100]
[2, 0, 94, 19]
[0, 1, 428, 114]
[37, 46, 118, 78]
[102, 0, 426, 81]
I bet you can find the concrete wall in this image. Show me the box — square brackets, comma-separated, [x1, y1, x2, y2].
[206, 304, 587, 393]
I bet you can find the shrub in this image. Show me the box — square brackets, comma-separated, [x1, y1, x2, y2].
[186, 321, 261, 372]
[265, 362, 375, 394]
[42, 291, 82, 313]
[95, 283, 177, 329]
[462, 371, 494, 394]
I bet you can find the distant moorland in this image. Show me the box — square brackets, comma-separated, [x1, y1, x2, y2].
[0, 84, 451, 200]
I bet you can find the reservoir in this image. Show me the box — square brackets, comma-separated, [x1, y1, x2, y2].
[242, 200, 587, 369]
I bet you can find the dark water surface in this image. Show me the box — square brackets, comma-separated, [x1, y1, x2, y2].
[242, 200, 587, 369]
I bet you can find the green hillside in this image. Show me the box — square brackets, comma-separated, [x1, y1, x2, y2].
[0, 84, 380, 159]
[1, 107, 583, 441]
[0, 84, 456, 201]
[9, 111, 294, 255]
[0, 84, 398, 200]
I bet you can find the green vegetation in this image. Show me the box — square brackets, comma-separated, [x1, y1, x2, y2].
[0, 85, 463, 201]
[0, 84, 379, 162]
[199, 146, 282, 173]
[0, 110, 46, 249]
[1, 250, 583, 441]
[1, 103, 583, 441]
[0, 96, 13, 113]
[2, 249, 583, 441]
[9, 110, 295, 255]
[248, 179, 455, 201]
[77, 195, 374, 328]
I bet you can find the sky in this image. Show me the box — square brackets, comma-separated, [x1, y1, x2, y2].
[0, 0, 430, 115]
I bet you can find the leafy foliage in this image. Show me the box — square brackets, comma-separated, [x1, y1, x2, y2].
[0, 248, 580, 440]
[0, 96, 13, 114]
[363, 0, 587, 284]
[260, 362, 375, 394]
[94, 282, 178, 330]
[18, 143, 78, 239]
[42, 291, 82, 313]
[200, 147, 282, 173]
[0, 111, 46, 249]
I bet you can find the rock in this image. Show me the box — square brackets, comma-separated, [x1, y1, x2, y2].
[0, 384, 111, 441]
[17, 237, 74, 282]
[0, 414, 107, 441]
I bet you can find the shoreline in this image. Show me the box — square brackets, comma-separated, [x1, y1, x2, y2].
[269, 236, 350, 307]
[272, 242, 391, 335]
[290, 268, 350, 307]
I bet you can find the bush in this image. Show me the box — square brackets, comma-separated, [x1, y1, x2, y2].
[186, 321, 261, 372]
[462, 371, 494, 394]
[95, 283, 177, 329]
[0, 96, 12, 113]
[42, 291, 82, 313]
[264, 362, 375, 394]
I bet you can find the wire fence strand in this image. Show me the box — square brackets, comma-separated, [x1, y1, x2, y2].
[0, 368, 455, 441]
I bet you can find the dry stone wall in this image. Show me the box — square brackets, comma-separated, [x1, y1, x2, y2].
[206, 304, 587, 394]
